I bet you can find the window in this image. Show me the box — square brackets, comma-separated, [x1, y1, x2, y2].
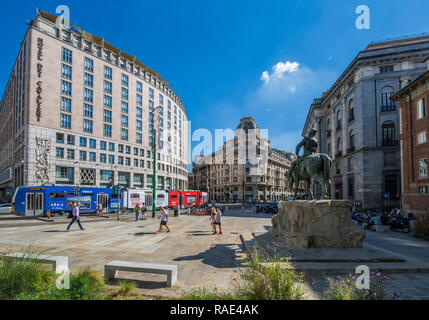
[121, 115, 128, 127]
[125, 158, 131, 166]
[61, 64, 72, 80]
[134, 159, 139, 167]
[121, 129, 128, 141]
[381, 87, 395, 112]
[79, 137, 87, 147]
[104, 80, 112, 94]
[109, 142, 115, 152]
[100, 141, 107, 150]
[134, 147, 139, 156]
[136, 107, 142, 118]
[136, 94, 142, 106]
[104, 66, 112, 79]
[336, 109, 342, 130]
[104, 95, 112, 108]
[56, 147, 64, 158]
[100, 154, 107, 163]
[418, 131, 427, 145]
[417, 98, 426, 119]
[419, 159, 428, 179]
[61, 113, 71, 129]
[380, 65, 393, 73]
[149, 88, 154, 99]
[159, 94, 164, 105]
[118, 156, 124, 165]
[104, 109, 112, 123]
[89, 152, 96, 162]
[67, 149, 75, 159]
[62, 48, 72, 63]
[89, 139, 96, 149]
[121, 87, 128, 100]
[104, 124, 112, 137]
[83, 104, 93, 118]
[83, 119, 93, 133]
[121, 74, 129, 87]
[136, 120, 142, 131]
[80, 151, 87, 161]
[149, 100, 154, 111]
[136, 81, 142, 93]
[136, 132, 142, 144]
[168, 100, 171, 110]
[118, 144, 124, 153]
[61, 97, 71, 112]
[349, 130, 356, 152]
[382, 121, 396, 146]
[108, 155, 115, 164]
[348, 99, 354, 122]
[348, 177, 354, 199]
[84, 88, 93, 103]
[84, 73, 93, 87]
[121, 101, 128, 114]
[336, 137, 342, 157]
[56, 133, 64, 143]
[126, 146, 131, 154]
[61, 80, 72, 96]
[56, 166, 74, 184]
[385, 175, 397, 198]
[84, 57, 93, 72]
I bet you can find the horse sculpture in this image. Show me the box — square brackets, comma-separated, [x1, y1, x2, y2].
[288, 153, 332, 200]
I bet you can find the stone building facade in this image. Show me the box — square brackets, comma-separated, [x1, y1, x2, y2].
[190, 117, 296, 203]
[391, 64, 429, 216]
[0, 10, 188, 201]
[302, 35, 429, 210]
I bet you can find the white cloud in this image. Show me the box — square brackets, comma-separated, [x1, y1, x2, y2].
[260, 60, 300, 83]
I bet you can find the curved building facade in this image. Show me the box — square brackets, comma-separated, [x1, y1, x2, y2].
[0, 10, 188, 200]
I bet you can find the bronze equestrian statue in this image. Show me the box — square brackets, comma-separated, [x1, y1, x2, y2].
[288, 128, 332, 200]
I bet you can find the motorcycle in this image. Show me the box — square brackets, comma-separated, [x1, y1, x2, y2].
[389, 213, 412, 233]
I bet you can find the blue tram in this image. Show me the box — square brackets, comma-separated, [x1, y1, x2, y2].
[12, 186, 122, 216]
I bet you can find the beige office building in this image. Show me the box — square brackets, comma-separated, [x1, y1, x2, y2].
[0, 10, 188, 201]
[189, 117, 296, 203]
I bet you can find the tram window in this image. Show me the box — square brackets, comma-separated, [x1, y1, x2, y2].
[111, 194, 119, 198]
[50, 193, 65, 198]
[170, 195, 177, 199]
[157, 194, 165, 199]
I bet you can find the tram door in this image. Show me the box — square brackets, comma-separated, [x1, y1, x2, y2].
[25, 193, 44, 216]
[97, 194, 109, 213]
[145, 194, 153, 211]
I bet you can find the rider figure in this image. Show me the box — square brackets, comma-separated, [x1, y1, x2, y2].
[290, 128, 319, 174]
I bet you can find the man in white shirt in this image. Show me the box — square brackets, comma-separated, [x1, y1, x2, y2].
[214, 207, 223, 235]
[156, 206, 171, 233]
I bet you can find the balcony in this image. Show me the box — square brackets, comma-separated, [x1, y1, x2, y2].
[382, 139, 399, 147]
[347, 146, 355, 153]
[381, 104, 396, 112]
[335, 150, 343, 158]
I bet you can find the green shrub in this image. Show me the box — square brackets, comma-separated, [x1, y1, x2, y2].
[181, 287, 234, 300]
[323, 272, 387, 300]
[233, 254, 304, 300]
[117, 280, 139, 297]
[0, 248, 56, 299]
[65, 267, 105, 300]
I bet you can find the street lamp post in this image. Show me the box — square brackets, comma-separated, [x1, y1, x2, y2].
[152, 106, 162, 218]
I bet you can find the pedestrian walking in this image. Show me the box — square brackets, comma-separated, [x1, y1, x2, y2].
[66, 203, 85, 231]
[214, 206, 223, 235]
[156, 206, 170, 233]
[141, 203, 147, 220]
[135, 203, 141, 221]
[96, 203, 103, 216]
[210, 207, 217, 234]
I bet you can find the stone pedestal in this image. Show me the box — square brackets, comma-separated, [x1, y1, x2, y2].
[271, 200, 365, 249]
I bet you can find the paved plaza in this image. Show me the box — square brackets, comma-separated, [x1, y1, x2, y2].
[1, 209, 429, 299]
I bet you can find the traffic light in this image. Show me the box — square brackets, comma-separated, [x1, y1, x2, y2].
[111, 185, 119, 195]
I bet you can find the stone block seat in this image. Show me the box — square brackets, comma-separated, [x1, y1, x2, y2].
[4, 252, 68, 273]
[104, 260, 178, 287]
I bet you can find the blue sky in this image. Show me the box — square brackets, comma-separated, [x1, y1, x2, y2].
[1, 0, 429, 169]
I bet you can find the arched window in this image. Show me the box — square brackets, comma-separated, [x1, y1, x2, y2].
[327, 118, 332, 137]
[349, 130, 356, 152]
[336, 109, 342, 130]
[382, 121, 396, 146]
[348, 99, 355, 122]
[381, 86, 395, 112]
[336, 136, 342, 157]
[327, 143, 332, 156]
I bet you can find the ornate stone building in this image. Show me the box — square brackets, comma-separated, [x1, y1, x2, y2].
[302, 35, 429, 210]
[190, 117, 296, 203]
[0, 10, 188, 201]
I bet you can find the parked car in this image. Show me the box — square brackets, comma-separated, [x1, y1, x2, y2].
[0, 203, 12, 214]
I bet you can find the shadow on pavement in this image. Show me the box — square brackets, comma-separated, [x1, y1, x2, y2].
[173, 243, 237, 268]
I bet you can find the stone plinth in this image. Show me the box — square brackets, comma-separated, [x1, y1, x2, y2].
[271, 200, 365, 249]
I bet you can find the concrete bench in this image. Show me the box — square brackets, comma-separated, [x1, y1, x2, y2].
[104, 260, 178, 287]
[4, 253, 68, 273]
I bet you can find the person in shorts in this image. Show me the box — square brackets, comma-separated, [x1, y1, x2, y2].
[135, 203, 141, 221]
[214, 206, 223, 235]
[156, 206, 170, 233]
[141, 203, 147, 220]
[210, 207, 217, 234]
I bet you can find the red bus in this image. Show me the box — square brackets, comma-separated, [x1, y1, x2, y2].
[168, 191, 207, 207]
